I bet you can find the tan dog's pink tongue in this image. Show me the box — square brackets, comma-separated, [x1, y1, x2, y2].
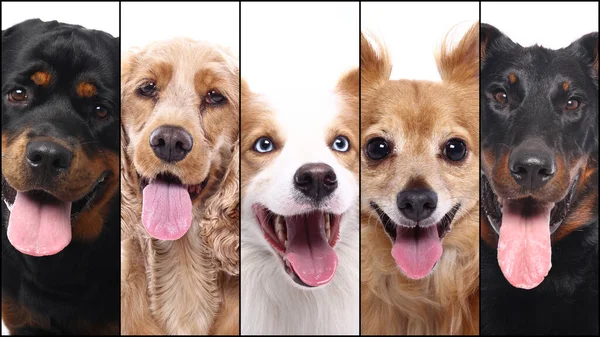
[7, 192, 72, 257]
[391, 225, 442, 279]
[498, 201, 553, 289]
[142, 181, 192, 240]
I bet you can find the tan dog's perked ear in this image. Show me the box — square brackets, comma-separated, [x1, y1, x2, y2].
[436, 22, 480, 85]
[360, 32, 392, 89]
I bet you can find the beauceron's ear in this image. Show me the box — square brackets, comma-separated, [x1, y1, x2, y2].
[567, 32, 598, 81]
[436, 22, 479, 85]
[361, 32, 392, 89]
[480, 23, 516, 64]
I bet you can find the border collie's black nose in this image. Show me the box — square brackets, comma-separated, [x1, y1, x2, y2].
[397, 188, 438, 222]
[294, 163, 337, 203]
[26, 141, 73, 178]
[150, 126, 193, 163]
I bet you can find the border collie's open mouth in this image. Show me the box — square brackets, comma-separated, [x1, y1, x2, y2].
[370, 202, 460, 280]
[480, 174, 577, 290]
[252, 204, 342, 288]
[137, 172, 208, 241]
[2, 171, 110, 257]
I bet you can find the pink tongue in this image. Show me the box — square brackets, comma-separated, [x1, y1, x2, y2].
[391, 226, 442, 279]
[284, 212, 338, 287]
[497, 200, 553, 289]
[142, 180, 192, 240]
[7, 192, 72, 257]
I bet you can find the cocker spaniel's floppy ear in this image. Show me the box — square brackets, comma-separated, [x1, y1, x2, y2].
[200, 140, 240, 276]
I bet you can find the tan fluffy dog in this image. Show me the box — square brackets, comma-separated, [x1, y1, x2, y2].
[120, 38, 239, 335]
[360, 24, 480, 335]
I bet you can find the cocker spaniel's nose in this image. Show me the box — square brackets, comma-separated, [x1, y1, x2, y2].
[149, 125, 193, 162]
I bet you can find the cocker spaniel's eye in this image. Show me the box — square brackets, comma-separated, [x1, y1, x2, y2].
[205, 90, 226, 105]
[8, 88, 28, 103]
[139, 82, 157, 97]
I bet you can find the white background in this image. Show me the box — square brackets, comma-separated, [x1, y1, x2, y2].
[121, 2, 239, 56]
[361, 2, 479, 81]
[482, 1, 598, 49]
[242, 2, 358, 92]
[1, 2, 118, 335]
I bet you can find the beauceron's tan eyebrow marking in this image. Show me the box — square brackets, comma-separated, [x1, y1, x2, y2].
[31, 71, 51, 87]
[76, 82, 97, 98]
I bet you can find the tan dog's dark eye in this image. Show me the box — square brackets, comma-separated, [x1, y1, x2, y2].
[8, 88, 28, 103]
[205, 90, 225, 105]
[493, 90, 507, 104]
[94, 105, 109, 120]
[565, 98, 580, 111]
[366, 137, 391, 160]
[139, 82, 157, 97]
[444, 138, 467, 162]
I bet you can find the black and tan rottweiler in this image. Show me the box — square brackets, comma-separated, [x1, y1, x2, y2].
[480, 23, 598, 335]
[1, 19, 120, 334]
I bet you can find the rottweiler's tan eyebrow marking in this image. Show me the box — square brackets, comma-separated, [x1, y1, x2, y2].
[31, 71, 51, 87]
[562, 81, 570, 91]
[76, 82, 97, 98]
[508, 73, 517, 84]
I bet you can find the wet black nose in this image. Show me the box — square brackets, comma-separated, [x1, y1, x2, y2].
[509, 147, 555, 190]
[294, 163, 337, 203]
[150, 126, 193, 163]
[26, 141, 73, 177]
[397, 188, 438, 222]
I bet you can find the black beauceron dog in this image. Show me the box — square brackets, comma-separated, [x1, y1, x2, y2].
[1, 19, 120, 334]
[480, 23, 598, 335]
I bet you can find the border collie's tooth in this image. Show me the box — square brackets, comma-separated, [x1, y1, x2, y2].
[275, 216, 286, 244]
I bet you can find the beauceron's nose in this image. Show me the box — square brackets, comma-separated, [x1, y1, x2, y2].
[294, 163, 337, 203]
[26, 141, 73, 178]
[509, 142, 556, 190]
[397, 188, 438, 222]
[149, 125, 193, 163]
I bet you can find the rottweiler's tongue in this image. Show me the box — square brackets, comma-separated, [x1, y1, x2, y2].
[7, 192, 72, 256]
[498, 200, 553, 289]
[284, 211, 338, 287]
[142, 180, 192, 240]
[391, 225, 442, 279]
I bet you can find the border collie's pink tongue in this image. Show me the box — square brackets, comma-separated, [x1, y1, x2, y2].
[284, 212, 338, 287]
[391, 226, 442, 279]
[142, 180, 192, 240]
[7, 192, 72, 257]
[498, 200, 553, 289]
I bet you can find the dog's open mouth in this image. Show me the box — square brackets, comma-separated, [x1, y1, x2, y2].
[2, 171, 110, 257]
[137, 172, 208, 241]
[252, 204, 342, 288]
[481, 174, 576, 290]
[371, 202, 460, 280]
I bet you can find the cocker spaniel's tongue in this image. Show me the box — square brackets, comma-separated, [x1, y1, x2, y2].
[497, 200, 553, 289]
[142, 180, 192, 240]
[284, 211, 338, 287]
[391, 226, 442, 279]
[7, 191, 72, 256]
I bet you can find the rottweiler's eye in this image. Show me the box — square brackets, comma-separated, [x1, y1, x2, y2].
[493, 90, 508, 104]
[8, 88, 28, 103]
[94, 105, 109, 120]
[331, 136, 350, 152]
[254, 137, 275, 153]
[205, 90, 225, 105]
[139, 82, 157, 97]
[444, 138, 467, 162]
[565, 98, 580, 111]
[366, 137, 391, 160]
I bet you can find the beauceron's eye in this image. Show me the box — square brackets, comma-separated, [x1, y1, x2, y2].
[444, 138, 467, 162]
[94, 105, 109, 120]
[254, 137, 275, 153]
[366, 137, 391, 160]
[8, 88, 28, 103]
[139, 82, 157, 97]
[565, 98, 580, 111]
[205, 90, 226, 105]
[331, 136, 350, 152]
[493, 89, 508, 104]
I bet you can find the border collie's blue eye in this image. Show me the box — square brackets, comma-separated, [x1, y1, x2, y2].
[331, 136, 349, 152]
[254, 137, 275, 153]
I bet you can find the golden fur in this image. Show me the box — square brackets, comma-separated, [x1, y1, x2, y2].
[120, 38, 239, 335]
[360, 24, 480, 335]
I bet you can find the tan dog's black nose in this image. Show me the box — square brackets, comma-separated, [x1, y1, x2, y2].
[294, 163, 337, 203]
[397, 188, 438, 222]
[150, 126, 193, 163]
[26, 140, 73, 178]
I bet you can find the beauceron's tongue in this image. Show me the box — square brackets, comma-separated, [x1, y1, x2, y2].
[7, 191, 72, 256]
[284, 211, 338, 287]
[498, 200, 553, 289]
[391, 225, 442, 279]
[142, 180, 192, 240]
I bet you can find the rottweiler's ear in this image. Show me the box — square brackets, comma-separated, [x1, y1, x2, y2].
[480, 23, 515, 63]
[361, 32, 392, 90]
[568, 32, 598, 80]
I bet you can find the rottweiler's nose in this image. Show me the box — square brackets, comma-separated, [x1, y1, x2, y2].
[509, 149, 556, 190]
[26, 141, 73, 176]
[397, 188, 438, 222]
[294, 163, 337, 203]
[150, 126, 193, 163]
